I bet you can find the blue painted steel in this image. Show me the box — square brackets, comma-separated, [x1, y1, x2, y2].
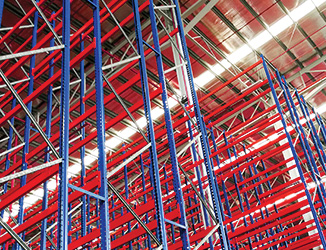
[122, 146, 132, 249]
[50, 221, 54, 250]
[241, 146, 260, 244]
[201, 117, 229, 249]
[217, 133, 235, 235]
[140, 155, 147, 205]
[86, 0, 97, 8]
[204, 119, 225, 222]
[300, 95, 326, 167]
[40, 14, 55, 249]
[163, 165, 169, 197]
[87, 193, 91, 242]
[184, 177, 196, 234]
[223, 133, 244, 213]
[164, 218, 187, 230]
[148, 0, 190, 248]
[193, 193, 200, 223]
[30, 127, 39, 133]
[230, 143, 253, 249]
[264, 208, 278, 250]
[314, 111, 326, 146]
[163, 163, 175, 243]
[185, 178, 196, 234]
[223, 133, 249, 250]
[253, 162, 263, 195]
[278, 74, 326, 208]
[142, 40, 160, 55]
[120, 205, 124, 238]
[171, 0, 230, 248]
[68, 184, 105, 201]
[111, 197, 116, 245]
[68, 192, 72, 244]
[58, 0, 71, 248]
[79, 33, 87, 240]
[132, 0, 167, 248]
[260, 155, 288, 247]
[0, 0, 4, 27]
[273, 204, 287, 247]
[208, 124, 232, 231]
[16, 5, 39, 250]
[91, 0, 110, 248]
[140, 155, 152, 249]
[235, 151, 250, 210]
[260, 161, 271, 190]
[247, 163, 260, 205]
[186, 119, 214, 249]
[261, 54, 326, 248]
[0, 98, 15, 249]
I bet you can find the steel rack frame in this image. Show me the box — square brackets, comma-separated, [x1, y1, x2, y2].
[1, 1, 326, 250]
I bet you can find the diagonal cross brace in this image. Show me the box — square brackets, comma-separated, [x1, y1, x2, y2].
[0, 217, 31, 250]
[0, 70, 60, 159]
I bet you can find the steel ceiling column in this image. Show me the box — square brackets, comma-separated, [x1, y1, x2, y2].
[172, 0, 230, 249]
[58, 0, 70, 248]
[92, 0, 110, 248]
[132, 0, 167, 248]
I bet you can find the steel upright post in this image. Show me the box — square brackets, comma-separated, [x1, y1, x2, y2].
[261, 54, 326, 248]
[132, 0, 167, 248]
[0, 100, 15, 250]
[79, 33, 87, 240]
[92, 0, 110, 248]
[122, 146, 132, 249]
[171, 0, 230, 248]
[209, 125, 234, 234]
[314, 111, 326, 144]
[16, 4, 39, 249]
[0, 0, 3, 28]
[186, 119, 214, 249]
[140, 155, 152, 250]
[148, 0, 190, 248]
[278, 74, 326, 208]
[40, 14, 55, 250]
[300, 95, 326, 167]
[58, 0, 70, 248]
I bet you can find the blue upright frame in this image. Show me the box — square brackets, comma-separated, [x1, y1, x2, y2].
[171, 1, 230, 248]
[58, 0, 70, 248]
[132, 0, 167, 248]
[148, 1, 190, 248]
[92, 0, 110, 248]
[40, 14, 55, 249]
[261, 54, 326, 248]
[15, 4, 39, 249]
[79, 33, 87, 241]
